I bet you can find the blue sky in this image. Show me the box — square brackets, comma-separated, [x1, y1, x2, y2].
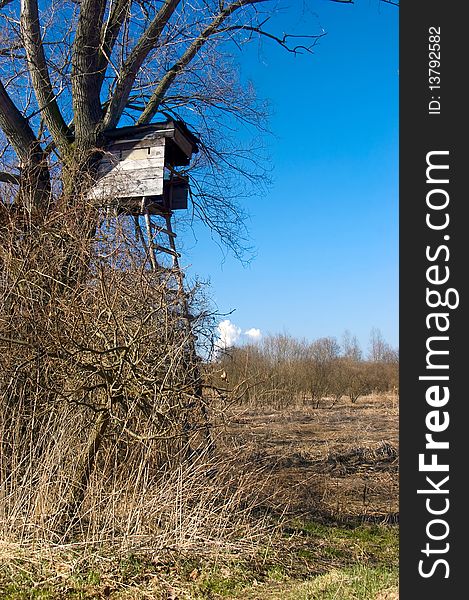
[179, 0, 398, 353]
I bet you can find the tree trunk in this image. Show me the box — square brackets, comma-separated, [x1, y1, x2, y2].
[62, 410, 110, 530]
[17, 147, 52, 215]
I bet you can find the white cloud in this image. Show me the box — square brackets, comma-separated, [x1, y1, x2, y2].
[214, 321, 262, 355]
[216, 319, 242, 350]
[244, 327, 262, 341]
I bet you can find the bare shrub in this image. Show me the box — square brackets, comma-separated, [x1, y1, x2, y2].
[0, 201, 218, 542]
[216, 333, 398, 408]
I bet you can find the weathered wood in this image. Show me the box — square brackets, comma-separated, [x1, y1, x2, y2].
[97, 165, 165, 185]
[123, 145, 164, 159]
[103, 120, 199, 151]
[173, 128, 193, 159]
[152, 226, 177, 238]
[151, 243, 180, 257]
[107, 136, 166, 153]
[99, 179, 163, 198]
[120, 147, 151, 160]
[163, 178, 188, 210]
[89, 119, 197, 209]
[107, 198, 168, 216]
[90, 174, 164, 199]
[144, 210, 159, 271]
[98, 156, 165, 174]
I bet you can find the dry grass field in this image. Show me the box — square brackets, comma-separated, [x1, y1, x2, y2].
[221, 393, 399, 523]
[0, 393, 399, 599]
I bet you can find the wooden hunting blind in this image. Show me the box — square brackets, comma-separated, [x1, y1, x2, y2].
[88, 119, 213, 452]
[89, 119, 199, 214]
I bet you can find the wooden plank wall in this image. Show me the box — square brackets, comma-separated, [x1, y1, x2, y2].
[89, 138, 166, 200]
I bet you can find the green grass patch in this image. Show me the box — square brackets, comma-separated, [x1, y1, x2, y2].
[274, 564, 397, 600]
[0, 522, 398, 599]
[287, 520, 399, 567]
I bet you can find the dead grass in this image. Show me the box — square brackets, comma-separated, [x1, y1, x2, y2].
[0, 525, 398, 598]
[218, 393, 399, 522]
[0, 393, 399, 598]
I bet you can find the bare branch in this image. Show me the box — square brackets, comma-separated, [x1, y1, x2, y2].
[221, 24, 326, 54]
[20, 0, 72, 153]
[0, 78, 51, 209]
[0, 39, 24, 60]
[0, 170, 19, 184]
[97, 0, 132, 86]
[103, 0, 182, 130]
[137, 0, 266, 125]
[0, 78, 39, 161]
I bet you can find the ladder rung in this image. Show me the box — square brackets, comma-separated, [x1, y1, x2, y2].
[160, 267, 184, 276]
[154, 227, 177, 238]
[152, 244, 180, 257]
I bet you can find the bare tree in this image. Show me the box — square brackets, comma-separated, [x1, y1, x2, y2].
[342, 329, 363, 362]
[0, 0, 329, 536]
[0, 0, 326, 252]
[305, 336, 340, 408]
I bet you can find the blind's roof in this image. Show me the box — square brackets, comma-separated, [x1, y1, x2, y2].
[102, 119, 199, 156]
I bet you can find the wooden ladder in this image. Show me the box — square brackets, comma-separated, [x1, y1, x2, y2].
[136, 203, 213, 455]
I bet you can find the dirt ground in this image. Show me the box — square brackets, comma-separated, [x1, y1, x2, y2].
[219, 393, 399, 523]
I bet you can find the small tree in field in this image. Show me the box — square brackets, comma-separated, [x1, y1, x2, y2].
[328, 357, 349, 407]
[305, 337, 340, 408]
[343, 361, 373, 404]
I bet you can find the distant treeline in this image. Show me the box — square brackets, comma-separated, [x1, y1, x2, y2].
[212, 330, 398, 408]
